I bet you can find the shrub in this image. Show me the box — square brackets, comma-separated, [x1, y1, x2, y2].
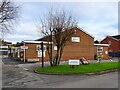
[94, 53, 98, 60]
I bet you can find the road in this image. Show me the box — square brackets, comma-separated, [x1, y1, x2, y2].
[53, 72, 118, 88]
[1, 56, 119, 88]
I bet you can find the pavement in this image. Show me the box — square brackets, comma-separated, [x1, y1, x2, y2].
[1, 56, 120, 88]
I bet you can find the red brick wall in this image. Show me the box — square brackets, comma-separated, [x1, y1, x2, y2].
[94, 45, 109, 60]
[100, 37, 119, 52]
[119, 41, 120, 52]
[61, 28, 94, 60]
[24, 28, 95, 61]
[25, 43, 50, 62]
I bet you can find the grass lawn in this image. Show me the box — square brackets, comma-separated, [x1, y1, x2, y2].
[35, 62, 120, 74]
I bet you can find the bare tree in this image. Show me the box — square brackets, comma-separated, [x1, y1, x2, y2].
[38, 9, 78, 66]
[0, 0, 19, 37]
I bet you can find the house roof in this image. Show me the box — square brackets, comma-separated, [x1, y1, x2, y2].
[76, 26, 94, 38]
[110, 35, 120, 40]
[100, 35, 120, 43]
[36, 27, 94, 41]
[36, 36, 50, 41]
[105, 35, 120, 41]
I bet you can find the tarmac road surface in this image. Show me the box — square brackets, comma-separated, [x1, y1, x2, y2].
[1, 56, 119, 88]
[52, 71, 119, 88]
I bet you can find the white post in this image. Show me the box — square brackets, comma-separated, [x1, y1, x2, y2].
[18, 48, 20, 58]
[97, 45, 99, 62]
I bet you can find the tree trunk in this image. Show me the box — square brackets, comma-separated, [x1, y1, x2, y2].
[58, 46, 64, 64]
[47, 46, 53, 66]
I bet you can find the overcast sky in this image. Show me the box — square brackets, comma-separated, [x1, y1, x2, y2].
[4, 0, 118, 44]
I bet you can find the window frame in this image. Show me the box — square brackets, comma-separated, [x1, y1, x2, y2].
[97, 46, 103, 52]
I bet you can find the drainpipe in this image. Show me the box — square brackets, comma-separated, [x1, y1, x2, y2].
[97, 45, 100, 63]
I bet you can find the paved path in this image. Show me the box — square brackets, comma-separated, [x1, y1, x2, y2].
[1, 56, 119, 88]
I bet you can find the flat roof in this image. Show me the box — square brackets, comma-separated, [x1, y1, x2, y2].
[94, 44, 109, 46]
[23, 40, 53, 44]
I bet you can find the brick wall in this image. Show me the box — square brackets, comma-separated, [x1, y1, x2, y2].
[23, 27, 95, 62]
[55, 28, 94, 60]
[100, 37, 119, 52]
[94, 45, 109, 60]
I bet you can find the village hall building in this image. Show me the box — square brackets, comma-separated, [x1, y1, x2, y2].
[9, 27, 109, 62]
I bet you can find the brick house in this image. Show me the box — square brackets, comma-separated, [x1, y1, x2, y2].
[36, 27, 95, 60]
[36, 27, 109, 61]
[13, 27, 94, 62]
[10, 27, 109, 62]
[100, 35, 120, 57]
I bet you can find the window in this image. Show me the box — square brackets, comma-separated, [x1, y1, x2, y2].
[97, 46, 103, 52]
[36, 45, 46, 51]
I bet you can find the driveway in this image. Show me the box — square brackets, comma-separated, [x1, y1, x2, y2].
[1, 56, 119, 88]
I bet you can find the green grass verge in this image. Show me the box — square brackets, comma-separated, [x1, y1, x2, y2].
[35, 62, 120, 74]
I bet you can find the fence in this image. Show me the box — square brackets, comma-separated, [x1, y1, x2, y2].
[108, 52, 120, 57]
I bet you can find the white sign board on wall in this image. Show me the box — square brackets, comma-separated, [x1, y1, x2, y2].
[71, 37, 80, 42]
